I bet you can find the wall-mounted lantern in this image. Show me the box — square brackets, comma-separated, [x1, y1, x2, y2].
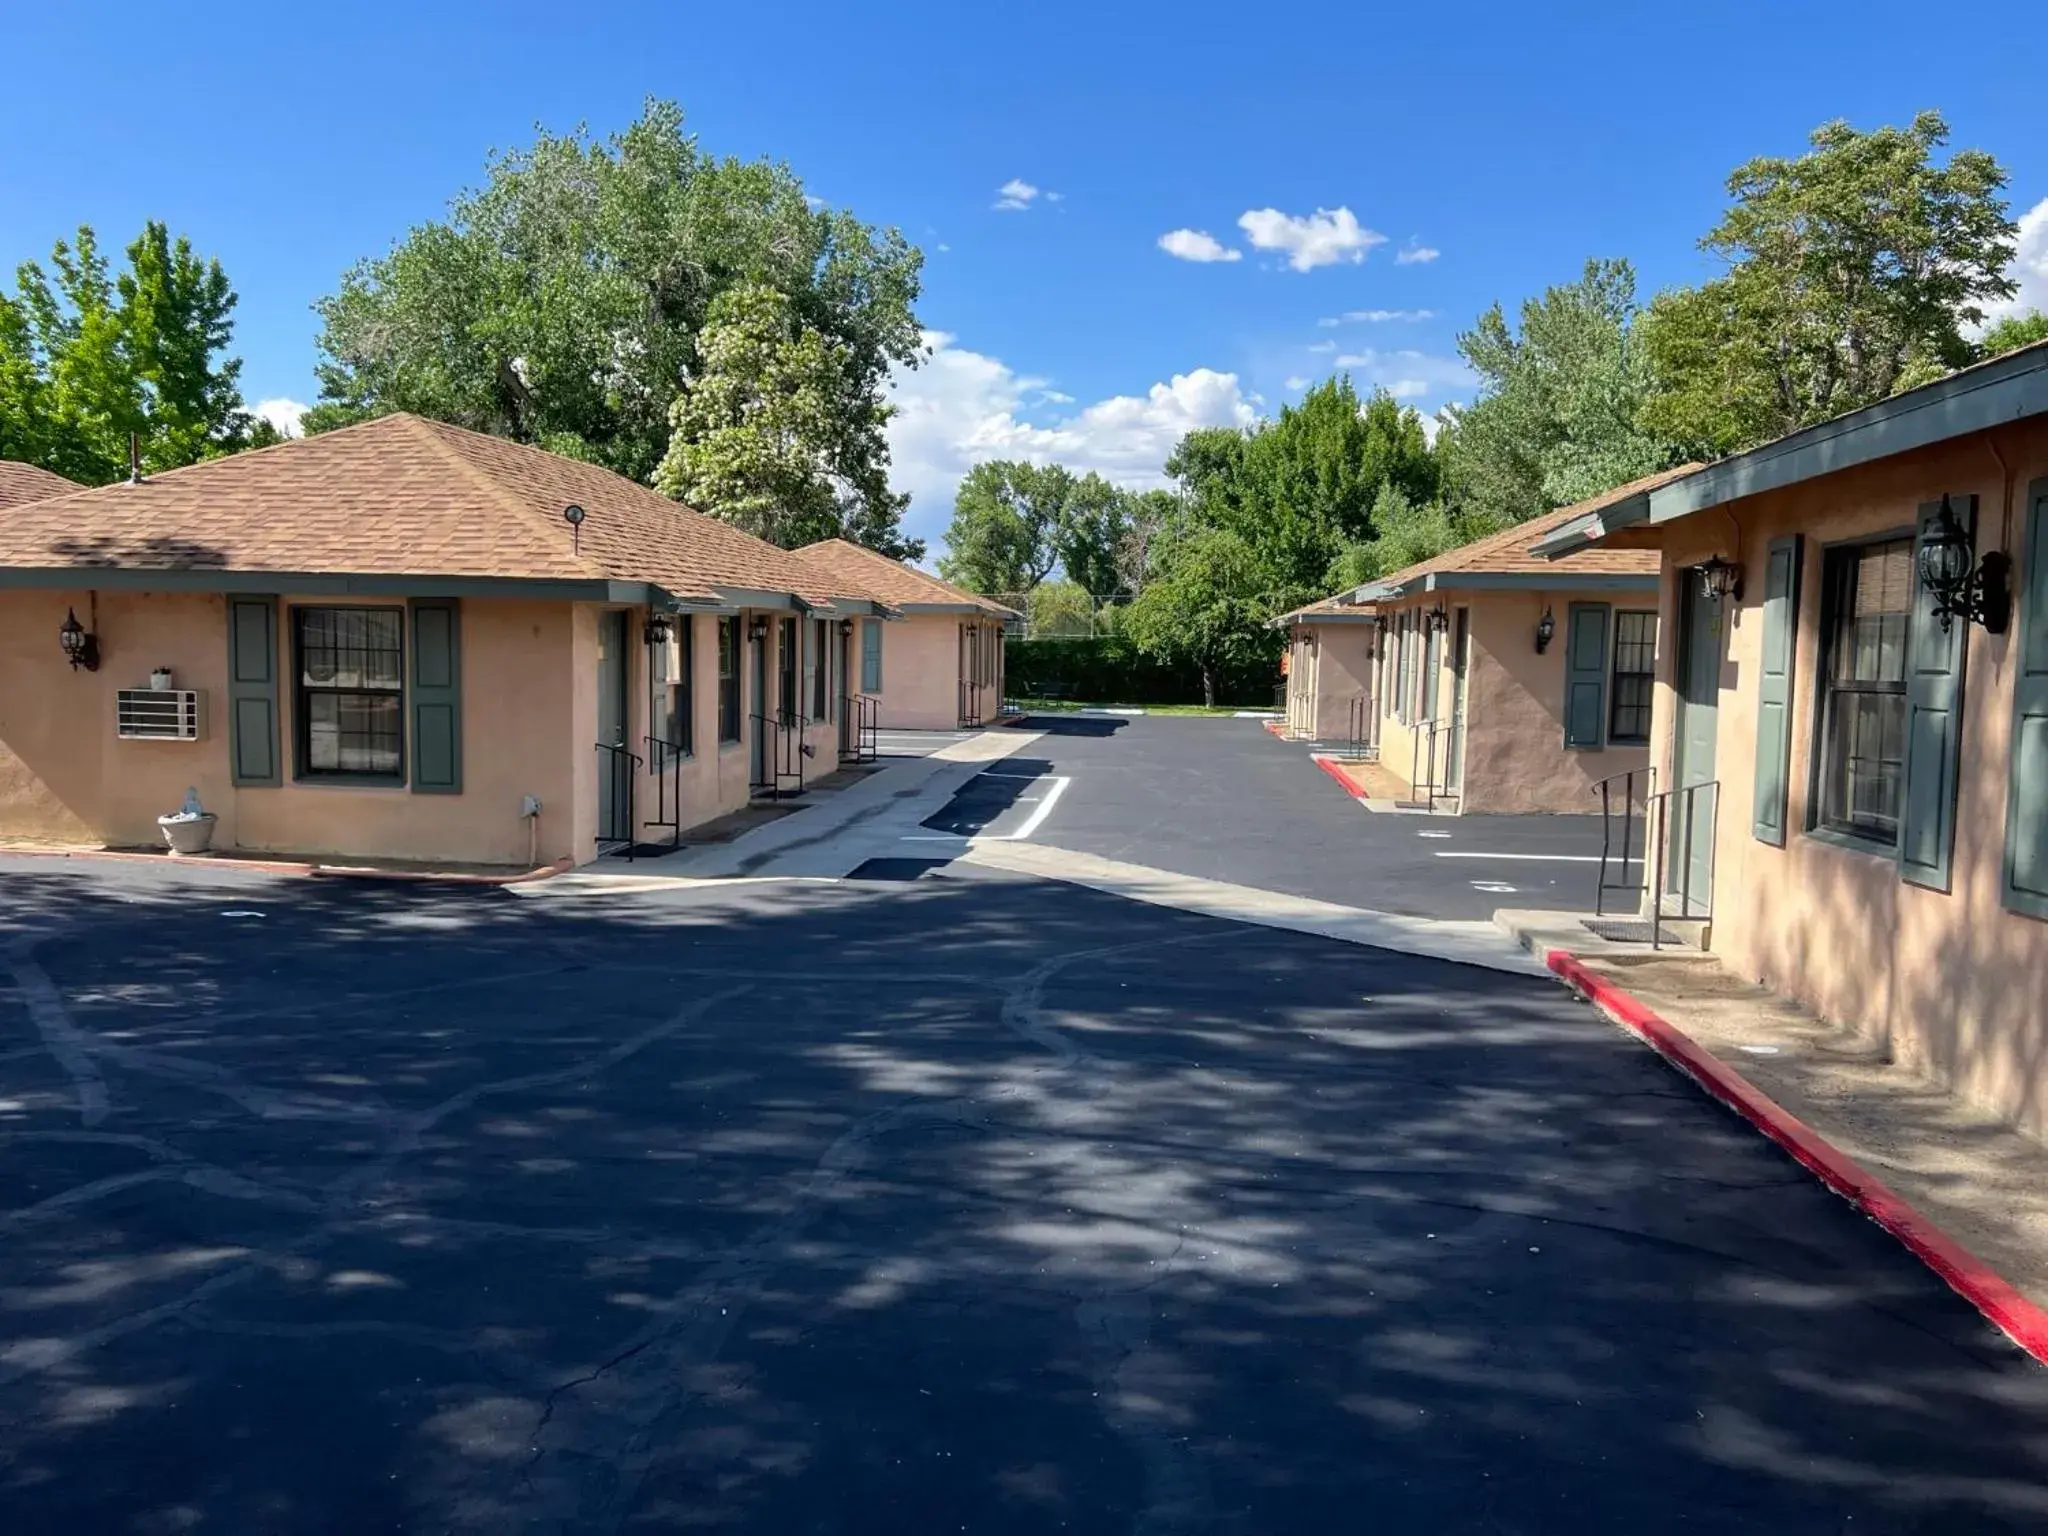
[838, 617, 856, 638]
[1534, 607, 1556, 655]
[1917, 493, 2011, 634]
[643, 610, 672, 646]
[59, 607, 99, 671]
[1423, 602, 1450, 633]
[1698, 555, 1744, 604]
[746, 615, 769, 643]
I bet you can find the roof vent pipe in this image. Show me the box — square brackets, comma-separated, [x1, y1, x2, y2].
[127, 432, 144, 485]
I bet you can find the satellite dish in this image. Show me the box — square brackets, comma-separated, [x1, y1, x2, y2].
[563, 504, 586, 527]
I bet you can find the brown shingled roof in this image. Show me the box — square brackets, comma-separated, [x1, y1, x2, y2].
[1278, 592, 1377, 623]
[793, 538, 1020, 619]
[0, 460, 81, 510]
[0, 414, 882, 609]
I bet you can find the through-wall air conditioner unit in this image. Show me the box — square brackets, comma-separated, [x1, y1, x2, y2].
[115, 688, 203, 741]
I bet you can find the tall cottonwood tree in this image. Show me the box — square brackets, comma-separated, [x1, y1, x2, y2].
[310, 99, 925, 554]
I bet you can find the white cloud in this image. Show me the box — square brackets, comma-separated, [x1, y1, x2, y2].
[1236, 206, 1384, 271]
[1985, 196, 2048, 325]
[1395, 244, 1440, 265]
[1336, 308, 1436, 324]
[1328, 347, 1476, 398]
[936, 242, 951, 253]
[994, 178, 1045, 211]
[1284, 375, 1311, 391]
[1307, 340, 1337, 354]
[253, 398, 307, 437]
[1418, 405, 1460, 446]
[885, 332, 1258, 546]
[1157, 228, 1242, 263]
[1037, 389, 1075, 404]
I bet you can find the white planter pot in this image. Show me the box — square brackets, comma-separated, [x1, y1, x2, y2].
[159, 813, 217, 856]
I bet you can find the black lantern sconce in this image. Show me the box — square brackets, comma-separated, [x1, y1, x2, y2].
[1534, 606, 1556, 655]
[838, 617, 856, 638]
[59, 606, 99, 671]
[1423, 602, 1450, 634]
[746, 615, 769, 643]
[643, 610, 672, 646]
[1698, 555, 1743, 604]
[1917, 494, 2011, 635]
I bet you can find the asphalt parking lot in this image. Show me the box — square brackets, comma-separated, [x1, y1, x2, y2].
[992, 714, 1614, 919]
[6, 852, 2048, 1533]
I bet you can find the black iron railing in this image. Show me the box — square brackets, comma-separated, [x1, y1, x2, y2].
[644, 735, 685, 850]
[840, 694, 878, 764]
[1407, 720, 1449, 810]
[1647, 779, 1719, 942]
[959, 678, 985, 729]
[595, 740, 642, 857]
[1591, 767, 1652, 916]
[1336, 692, 1378, 762]
[749, 711, 808, 799]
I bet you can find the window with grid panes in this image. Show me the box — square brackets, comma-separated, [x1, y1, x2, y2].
[294, 607, 404, 778]
[1816, 537, 1913, 844]
[1607, 611, 1657, 743]
[718, 616, 742, 742]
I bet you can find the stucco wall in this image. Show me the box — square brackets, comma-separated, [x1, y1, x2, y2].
[1287, 620, 1375, 741]
[0, 589, 582, 866]
[1461, 592, 1651, 814]
[1646, 420, 2048, 1137]
[867, 613, 965, 730]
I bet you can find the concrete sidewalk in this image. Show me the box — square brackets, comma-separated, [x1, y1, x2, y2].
[1497, 908, 2048, 1327]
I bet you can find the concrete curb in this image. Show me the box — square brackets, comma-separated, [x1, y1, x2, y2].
[0, 846, 313, 877]
[1542, 946, 2048, 1366]
[308, 856, 575, 887]
[1310, 754, 1364, 798]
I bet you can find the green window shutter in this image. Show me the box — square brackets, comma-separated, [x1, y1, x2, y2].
[1900, 497, 1974, 892]
[861, 619, 883, 693]
[226, 596, 281, 786]
[1563, 602, 1612, 748]
[1752, 535, 1803, 846]
[2005, 480, 2048, 919]
[409, 598, 463, 794]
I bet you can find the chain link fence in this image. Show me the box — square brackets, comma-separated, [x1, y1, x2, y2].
[989, 585, 1134, 640]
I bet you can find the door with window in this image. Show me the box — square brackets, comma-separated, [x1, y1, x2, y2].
[750, 622, 770, 783]
[1668, 577, 1722, 914]
[596, 610, 629, 843]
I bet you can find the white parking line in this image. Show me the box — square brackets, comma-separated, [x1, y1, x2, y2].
[977, 775, 1071, 842]
[1432, 851, 1603, 862]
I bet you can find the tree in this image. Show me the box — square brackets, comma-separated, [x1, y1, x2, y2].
[937, 460, 1071, 592]
[1116, 487, 1181, 594]
[1979, 310, 2048, 362]
[653, 283, 916, 556]
[1123, 528, 1277, 706]
[1051, 472, 1131, 600]
[309, 99, 925, 553]
[1449, 258, 1680, 527]
[0, 222, 258, 483]
[1025, 578, 1096, 637]
[1640, 111, 2017, 455]
[1326, 483, 1506, 589]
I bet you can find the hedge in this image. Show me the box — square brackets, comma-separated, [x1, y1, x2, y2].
[1004, 637, 1278, 707]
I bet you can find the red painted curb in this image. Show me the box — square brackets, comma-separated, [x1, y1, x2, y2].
[1262, 718, 1287, 737]
[1310, 754, 1365, 799]
[1544, 947, 2048, 1366]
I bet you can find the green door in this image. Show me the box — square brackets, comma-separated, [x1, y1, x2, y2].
[1668, 577, 1721, 915]
[596, 610, 628, 842]
[1446, 607, 1469, 791]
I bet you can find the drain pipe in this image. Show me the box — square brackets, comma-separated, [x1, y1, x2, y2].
[521, 795, 543, 870]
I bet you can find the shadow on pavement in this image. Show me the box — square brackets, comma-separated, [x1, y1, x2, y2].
[1, 861, 2046, 1532]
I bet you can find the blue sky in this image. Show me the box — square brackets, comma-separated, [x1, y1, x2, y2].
[5, 0, 2046, 551]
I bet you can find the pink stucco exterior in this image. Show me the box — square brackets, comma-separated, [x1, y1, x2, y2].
[1282, 619, 1376, 742]
[861, 612, 1006, 730]
[1636, 418, 2048, 1137]
[0, 593, 855, 870]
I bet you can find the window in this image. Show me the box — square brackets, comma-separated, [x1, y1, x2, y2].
[294, 606, 404, 779]
[651, 615, 694, 755]
[718, 616, 742, 743]
[1608, 611, 1657, 743]
[778, 617, 799, 720]
[861, 618, 883, 693]
[1816, 537, 1913, 844]
[810, 618, 829, 720]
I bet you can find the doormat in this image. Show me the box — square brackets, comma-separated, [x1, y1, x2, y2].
[1581, 918, 1688, 946]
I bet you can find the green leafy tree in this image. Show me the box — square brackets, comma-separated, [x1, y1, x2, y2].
[937, 460, 1071, 592]
[1123, 527, 1278, 706]
[1978, 310, 2048, 362]
[1449, 258, 1680, 527]
[653, 283, 915, 555]
[1116, 487, 1181, 593]
[1640, 111, 2017, 454]
[1326, 483, 1507, 589]
[309, 99, 925, 552]
[1025, 578, 1097, 637]
[1051, 472, 1131, 599]
[0, 222, 256, 483]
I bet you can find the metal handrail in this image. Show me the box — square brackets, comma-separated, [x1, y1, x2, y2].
[958, 677, 985, 728]
[749, 710, 808, 799]
[1644, 778, 1719, 949]
[1590, 767, 1652, 916]
[840, 694, 878, 764]
[594, 740, 643, 858]
[1408, 720, 1447, 809]
[644, 735, 684, 850]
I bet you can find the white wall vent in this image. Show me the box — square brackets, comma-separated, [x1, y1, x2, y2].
[115, 689, 203, 741]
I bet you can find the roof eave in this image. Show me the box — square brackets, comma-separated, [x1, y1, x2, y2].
[1643, 344, 2048, 526]
[1421, 570, 1658, 593]
[0, 567, 681, 603]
